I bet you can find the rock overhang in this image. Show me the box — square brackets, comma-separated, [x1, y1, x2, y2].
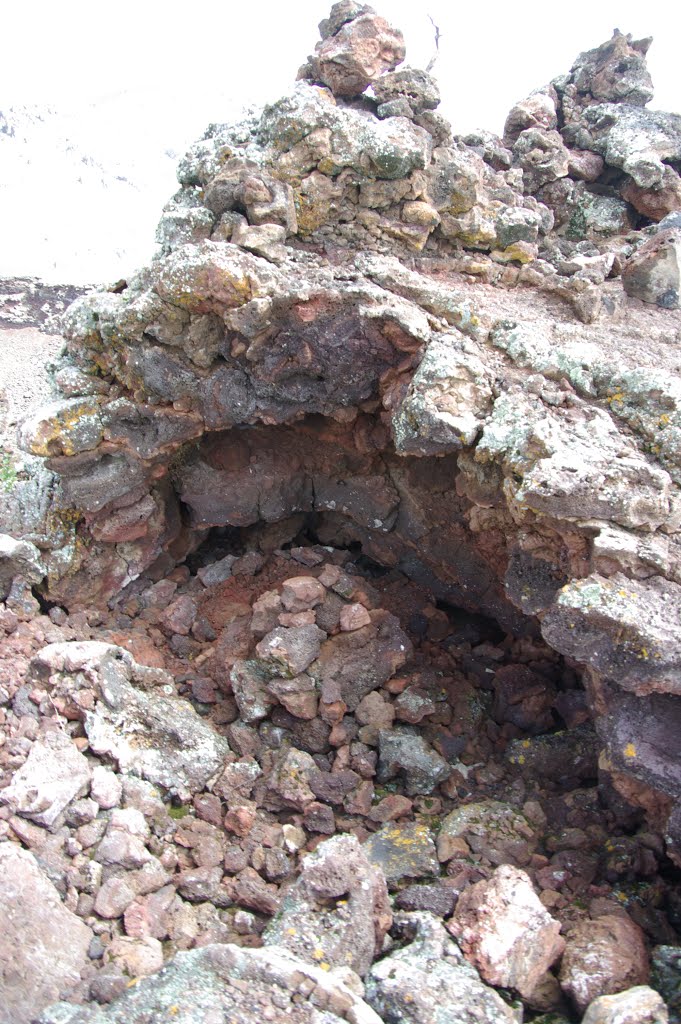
[4, 0, 681, 864]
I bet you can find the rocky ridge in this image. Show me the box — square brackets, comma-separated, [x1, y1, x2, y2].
[2, 3, 681, 1022]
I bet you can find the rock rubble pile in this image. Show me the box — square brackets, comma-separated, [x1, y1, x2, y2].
[2, 3, 681, 1022]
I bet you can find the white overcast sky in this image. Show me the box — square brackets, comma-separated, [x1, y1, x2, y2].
[2, 0, 680, 134]
[1, 0, 679, 284]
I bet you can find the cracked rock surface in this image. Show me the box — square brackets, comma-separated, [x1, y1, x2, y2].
[2, 3, 681, 1023]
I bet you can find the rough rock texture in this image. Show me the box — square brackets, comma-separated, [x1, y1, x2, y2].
[0, 844, 92, 1024]
[4, 4, 681, 869]
[301, 8, 406, 99]
[30, 642, 231, 798]
[449, 865, 565, 998]
[365, 913, 518, 1024]
[581, 986, 669, 1024]
[0, 727, 91, 827]
[264, 834, 391, 977]
[559, 913, 650, 1012]
[37, 943, 383, 1023]
[5, 8, 681, 1024]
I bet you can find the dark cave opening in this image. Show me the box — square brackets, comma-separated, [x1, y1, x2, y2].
[115, 513, 681, 951]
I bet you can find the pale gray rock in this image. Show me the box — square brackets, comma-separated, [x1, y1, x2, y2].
[264, 834, 391, 977]
[622, 229, 681, 309]
[392, 332, 493, 453]
[0, 843, 92, 1024]
[450, 865, 565, 999]
[231, 658, 277, 723]
[562, 31, 653, 111]
[365, 912, 518, 1024]
[38, 943, 383, 1023]
[581, 985, 668, 1024]
[355, 253, 479, 334]
[267, 746, 318, 809]
[30, 642, 230, 800]
[156, 191, 215, 254]
[90, 765, 123, 810]
[94, 876, 138, 920]
[95, 809, 152, 869]
[260, 82, 432, 181]
[377, 725, 452, 795]
[476, 388, 675, 532]
[256, 624, 327, 677]
[0, 532, 46, 599]
[0, 728, 91, 828]
[196, 553, 236, 586]
[372, 66, 440, 115]
[541, 573, 681, 697]
[231, 221, 288, 261]
[513, 128, 570, 193]
[571, 104, 681, 189]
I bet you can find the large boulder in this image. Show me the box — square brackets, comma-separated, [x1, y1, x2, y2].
[449, 865, 565, 999]
[29, 642, 231, 799]
[302, 7, 406, 98]
[559, 915, 650, 1013]
[0, 844, 92, 1024]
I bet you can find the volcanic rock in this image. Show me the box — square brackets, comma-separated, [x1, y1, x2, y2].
[37, 943, 383, 1023]
[450, 865, 565, 999]
[264, 833, 391, 977]
[559, 914, 650, 1012]
[0, 844, 92, 1024]
[302, 7, 406, 98]
[365, 912, 518, 1024]
[0, 727, 91, 828]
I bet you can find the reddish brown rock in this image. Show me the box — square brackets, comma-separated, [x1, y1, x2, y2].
[449, 864, 565, 999]
[280, 576, 326, 612]
[568, 149, 605, 182]
[306, 11, 406, 98]
[340, 601, 372, 631]
[622, 166, 681, 221]
[559, 914, 650, 1013]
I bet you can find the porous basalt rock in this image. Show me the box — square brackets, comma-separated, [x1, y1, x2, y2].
[263, 833, 391, 977]
[37, 943, 383, 1024]
[0, 844, 92, 1024]
[10, 0, 681, 918]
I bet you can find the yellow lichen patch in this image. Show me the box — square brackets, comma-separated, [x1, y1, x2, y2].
[623, 743, 637, 759]
[319, 962, 331, 972]
[22, 398, 104, 457]
[313, 948, 325, 960]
